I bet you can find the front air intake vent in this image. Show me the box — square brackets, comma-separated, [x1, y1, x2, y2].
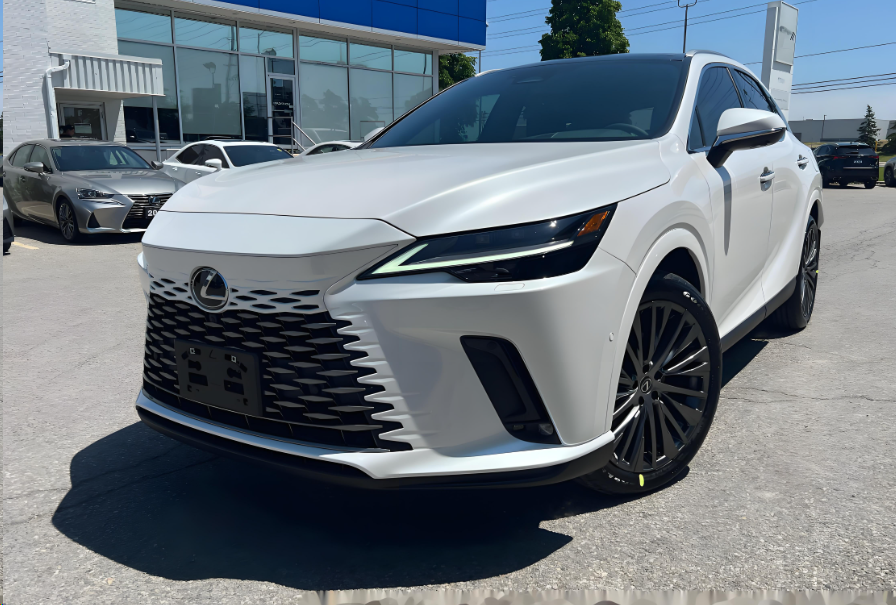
[461, 336, 560, 444]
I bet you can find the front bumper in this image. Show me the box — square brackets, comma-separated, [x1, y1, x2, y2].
[75, 193, 172, 234]
[137, 211, 634, 483]
[137, 392, 616, 487]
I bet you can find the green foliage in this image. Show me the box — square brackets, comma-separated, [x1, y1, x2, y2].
[882, 132, 896, 155]
[857, 105, 878, 147]
[439, 53, 477, 90]
[539, 0, 629, 61]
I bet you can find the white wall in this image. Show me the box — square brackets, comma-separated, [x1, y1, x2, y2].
[3, 0, 125, 154]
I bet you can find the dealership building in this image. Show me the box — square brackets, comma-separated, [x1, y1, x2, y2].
[4, 0, 487, 158]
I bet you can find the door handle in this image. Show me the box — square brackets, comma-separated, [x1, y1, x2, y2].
[759, 169, 776, 182]
[797, 156, 810, 169]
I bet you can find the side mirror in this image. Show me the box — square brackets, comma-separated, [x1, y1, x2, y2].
[204, 159, 223, 171]
[24, 161, 48, 174]
[707, 108, 787, 168]
[150, 160, 164, 170]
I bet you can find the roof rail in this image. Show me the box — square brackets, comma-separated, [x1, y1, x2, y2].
[686, 49, 733, 60]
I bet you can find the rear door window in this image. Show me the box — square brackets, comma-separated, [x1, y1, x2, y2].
[175, 145, 202, 165]
[11, 145, 34, 167]
[692, 67, 743, 148]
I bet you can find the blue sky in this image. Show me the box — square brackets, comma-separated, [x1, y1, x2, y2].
[2, 1, 892, 121]
[475, 0, 896, 122]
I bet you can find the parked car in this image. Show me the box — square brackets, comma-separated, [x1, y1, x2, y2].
[299, 140, 360, 156]
[884, 156, 896, 187]
[3, 140, 181, 242]
[3, 193, 14, 253]
[161, 140, 293, 184]
[813, 142, 879, 188]
[136, 51, 822, 494]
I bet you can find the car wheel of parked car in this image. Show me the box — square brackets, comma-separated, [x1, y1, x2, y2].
[864, 180, 876, 189]
[577, 273, 722, 495]
[885, 167, 895, 187]
[56, 199, 81, 243]
[3, 220, 12, 254]
[771, 215, 819, 331]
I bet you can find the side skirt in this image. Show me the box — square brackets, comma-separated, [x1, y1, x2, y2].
[719, 275, 797, 352]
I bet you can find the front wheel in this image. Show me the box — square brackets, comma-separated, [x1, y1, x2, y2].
[864, 180, 877, 189]
[770, 215, 819, 330]
[577, 273, 722, 495]
[57, 199, 81, 243]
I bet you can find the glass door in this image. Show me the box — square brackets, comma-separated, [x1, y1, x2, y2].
[268, 76, 297, 151]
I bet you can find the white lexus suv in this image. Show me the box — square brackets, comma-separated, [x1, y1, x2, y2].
[136, 51, 822, 494]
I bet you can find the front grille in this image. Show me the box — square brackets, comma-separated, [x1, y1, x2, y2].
[123, 193, 172, 230]
[143, 293, 409, 452]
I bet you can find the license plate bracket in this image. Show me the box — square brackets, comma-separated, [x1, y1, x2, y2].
[145, 208, 160, 218]
[174, 340, 263, 416]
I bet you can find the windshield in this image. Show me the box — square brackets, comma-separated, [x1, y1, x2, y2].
[371, 58, 687, 148]
[225, 145, 293, 167]
[51, 146, 151, 171]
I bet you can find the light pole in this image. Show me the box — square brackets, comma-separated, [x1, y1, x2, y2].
[820, 114, 827, 142]
[678, 0, 698, 53]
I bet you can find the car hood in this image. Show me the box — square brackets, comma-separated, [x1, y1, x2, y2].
[162, 141, 669, 236]
[64, 170, 180, 195]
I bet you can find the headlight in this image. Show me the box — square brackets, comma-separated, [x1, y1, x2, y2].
[359, 205, 615, 283]
[76, 188, 119, 202]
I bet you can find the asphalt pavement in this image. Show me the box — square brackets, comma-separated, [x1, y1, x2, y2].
[2, 185, 895, 603]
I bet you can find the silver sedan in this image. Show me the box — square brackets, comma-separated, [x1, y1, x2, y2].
[2, 139, 182, 243]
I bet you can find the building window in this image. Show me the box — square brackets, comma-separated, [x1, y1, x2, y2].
[175, 16, 237, 51]
[350, 69, 393, 139]
[115, 8, 172, 44]
[394, 74, 434, 120]
[299, 36, 347, 65]
[300, 63, 350, 143]
[240, 55, 268, 142]
[240, 27, 293, 57]
[394, 49, 432, 75]
[349, 43, 392, 71]
[177, 47, 242, 141]
[118, 41, 181, 143]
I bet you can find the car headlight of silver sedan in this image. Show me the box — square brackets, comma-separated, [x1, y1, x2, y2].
[76, 188, 122, 203]
[360, 204, 616, 283]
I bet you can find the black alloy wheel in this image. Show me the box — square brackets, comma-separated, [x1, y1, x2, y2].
[771, 215, 819, 330]
[578, 273, 721, 494]
[57, 199, 80, 243]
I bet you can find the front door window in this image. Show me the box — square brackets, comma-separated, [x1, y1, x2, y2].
[59, 106, 106, 139]
[270, 78, 296, 150]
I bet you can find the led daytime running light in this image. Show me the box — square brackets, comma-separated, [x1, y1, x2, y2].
[370, 240, 574, 276]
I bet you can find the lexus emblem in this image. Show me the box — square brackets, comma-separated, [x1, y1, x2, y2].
[190, 267, 229, 310]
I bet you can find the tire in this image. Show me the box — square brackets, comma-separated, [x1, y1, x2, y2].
[56, 198, 81, 243]
[3, 220, 11, 253]
[12, 214, 23, 227]
[770, 215, 819, 331]
[864, 181, 876, 189]
[885, 167, 895, 187]
[577, 273, 722, 495]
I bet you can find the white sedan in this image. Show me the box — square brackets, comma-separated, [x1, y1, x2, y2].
[137, 51, 821, 494]
[299, 140, 361, 156]
[161, 139, 293, 184]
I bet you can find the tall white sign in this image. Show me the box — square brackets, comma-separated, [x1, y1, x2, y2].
[761, 1, 799, 119]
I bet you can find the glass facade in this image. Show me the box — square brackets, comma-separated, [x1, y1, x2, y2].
[115, 9, 436, 148]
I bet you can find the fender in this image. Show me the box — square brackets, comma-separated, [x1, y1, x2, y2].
[601, 227, 711, 434]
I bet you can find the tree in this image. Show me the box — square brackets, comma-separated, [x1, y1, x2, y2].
[857, 105, 878, 147]
[439, 53, 477, 90]
[881, 132, 896, 155]
[539, 0, 629, 61]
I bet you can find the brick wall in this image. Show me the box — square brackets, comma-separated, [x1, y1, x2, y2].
[3, 0, 125, 154]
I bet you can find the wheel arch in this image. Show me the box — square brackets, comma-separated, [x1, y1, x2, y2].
[602, 227, 712, 433]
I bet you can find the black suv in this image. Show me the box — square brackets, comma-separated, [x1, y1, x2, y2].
[814, 142, 879, 189]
